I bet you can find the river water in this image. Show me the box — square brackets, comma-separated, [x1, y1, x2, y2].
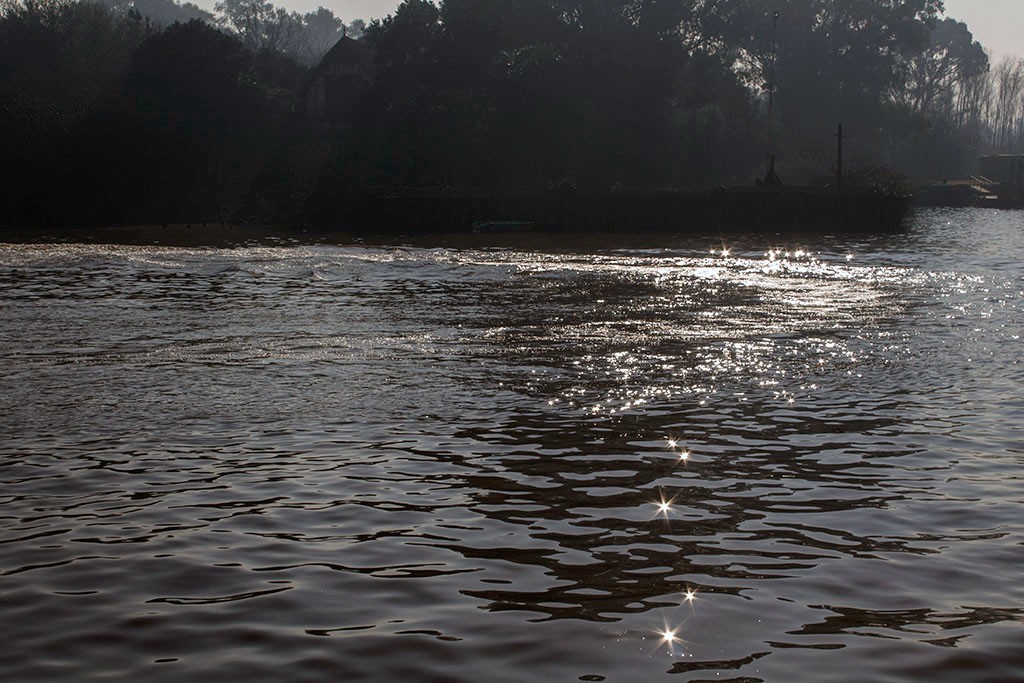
[1, 208, 1022, 682]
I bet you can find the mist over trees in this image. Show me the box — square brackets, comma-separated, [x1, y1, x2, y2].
[96, 0, 213, 27]
[214, 0, 364, 63]
[1, 0, 1023, 229]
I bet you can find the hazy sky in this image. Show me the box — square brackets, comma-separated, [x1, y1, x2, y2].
[200, 0, 1021, 62]
[282, 0, 398, 21]
[942, 0, 1022, 62]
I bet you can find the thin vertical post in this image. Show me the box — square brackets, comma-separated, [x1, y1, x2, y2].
[768, 11, 779, 117]
[766, 11, 779, 178]
[836, 124, 844, 193]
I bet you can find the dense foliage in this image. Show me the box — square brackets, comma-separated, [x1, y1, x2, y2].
[0, 0, 1018, 228]
[324, 0, 991, 193]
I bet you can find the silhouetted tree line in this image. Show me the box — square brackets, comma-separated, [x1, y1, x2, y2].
[0, 0, 363, 227]
[0, 0, 1018, 229]
[308, 0, 1003, 213]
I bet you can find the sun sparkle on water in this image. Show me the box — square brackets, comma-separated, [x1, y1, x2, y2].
[652, 493, 677, 519]
[654, 618, 687, 656]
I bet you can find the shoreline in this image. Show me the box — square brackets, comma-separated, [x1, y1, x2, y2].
[0, 223, 315, 248]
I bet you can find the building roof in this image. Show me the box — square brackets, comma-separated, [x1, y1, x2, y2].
[307, 36, 374, 84]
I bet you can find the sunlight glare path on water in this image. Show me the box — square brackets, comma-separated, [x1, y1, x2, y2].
[0, 207, 1022, 682]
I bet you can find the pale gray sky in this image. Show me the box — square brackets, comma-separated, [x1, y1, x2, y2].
[274, 0, 398, 22]
[942, 0, 1022, 63]
[197, 0, 1021, 63]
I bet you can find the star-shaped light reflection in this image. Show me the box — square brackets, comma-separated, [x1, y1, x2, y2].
[652, 493, 676, 519]
[653, 617, 687, 656]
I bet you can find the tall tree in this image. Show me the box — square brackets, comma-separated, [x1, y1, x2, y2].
[741, 0, 944, 165]
[896, 17, 988, 116]
[0, 0, 150, 224]
[0, 0, 149, 128]
[215, 0, 302, 54]
[988, 57, 1024, 152]
[297, 6, 342, 64]
[56, 18, 302, 224]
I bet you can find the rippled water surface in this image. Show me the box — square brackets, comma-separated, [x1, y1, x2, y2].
[2, 208, 1023, 682]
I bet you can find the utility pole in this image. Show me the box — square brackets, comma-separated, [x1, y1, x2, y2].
[836, 124, 844, 193]
[766, 10, 780, 179]
[768, 11, 779, 117]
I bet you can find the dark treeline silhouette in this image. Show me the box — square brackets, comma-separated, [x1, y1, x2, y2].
[0, 0, 353, 227]
[0, 0, 1014, 230]
[321, 0, 765, 194]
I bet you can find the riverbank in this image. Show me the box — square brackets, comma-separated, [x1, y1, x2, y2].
[2, 186, 912, 247]
[0, 223, 306, 248]
[311, 187, 912, 235]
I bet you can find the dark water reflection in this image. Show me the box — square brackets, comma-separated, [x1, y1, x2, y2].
[1, 208, 1022, 682]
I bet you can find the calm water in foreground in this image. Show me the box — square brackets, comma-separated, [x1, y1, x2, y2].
[1, 208, 1022, 682]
